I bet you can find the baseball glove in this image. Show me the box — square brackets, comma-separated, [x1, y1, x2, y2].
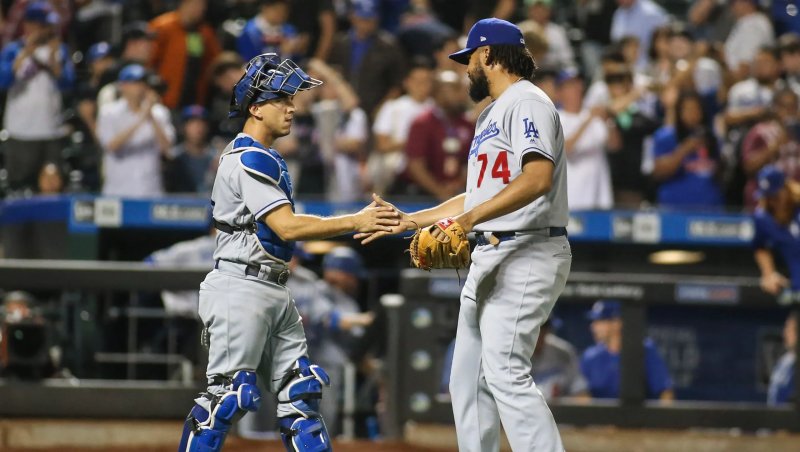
[409, 218, 471, 270]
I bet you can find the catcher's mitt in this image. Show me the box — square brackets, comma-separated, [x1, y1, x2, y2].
[409, 218, 471, 270]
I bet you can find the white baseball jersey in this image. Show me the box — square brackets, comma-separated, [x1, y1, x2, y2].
[464, 80, 568, 231]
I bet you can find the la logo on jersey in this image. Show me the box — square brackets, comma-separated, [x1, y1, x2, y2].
[523, 118, 539, 142]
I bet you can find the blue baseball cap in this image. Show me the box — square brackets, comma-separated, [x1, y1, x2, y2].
[449, 18, 525, 65]
[587, 300, 622, 320]
[323, 247, 365, 278]
[757, 165, 786, 198]
[118, 64, 148, 82]
[87, 42, 112, 63]
[556, 68, 581, 85]
[351, 0, 378, 19]
[25, 1, 59, 25]
[181, 105, 208, 121]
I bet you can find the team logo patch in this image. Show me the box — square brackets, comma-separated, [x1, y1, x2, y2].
[523, 118, 539, 141]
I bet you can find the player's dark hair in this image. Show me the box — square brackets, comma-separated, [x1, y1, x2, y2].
[486, 44, 538, 81]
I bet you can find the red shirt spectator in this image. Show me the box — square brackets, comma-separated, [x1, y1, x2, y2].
[149, 0, 220, 109]
[404, 106, 473, 200]
[741, 89, 800, 209]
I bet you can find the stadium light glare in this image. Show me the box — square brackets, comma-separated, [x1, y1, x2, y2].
[648, 250, 706, 265]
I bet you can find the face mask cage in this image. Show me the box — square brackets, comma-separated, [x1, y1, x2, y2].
[229, 53, 323, 118]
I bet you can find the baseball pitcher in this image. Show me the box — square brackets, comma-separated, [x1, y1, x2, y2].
[359, 18, 571, 452]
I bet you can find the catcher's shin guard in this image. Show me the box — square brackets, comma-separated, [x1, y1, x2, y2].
[178, 371, 261, 452]
[277, 357, 332, 452]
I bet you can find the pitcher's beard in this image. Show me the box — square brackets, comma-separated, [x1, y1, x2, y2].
[468, 65, 490, 102]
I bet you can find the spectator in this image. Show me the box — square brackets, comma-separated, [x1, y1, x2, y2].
[583, 48, 652, 110]
[602, 54, 660, 206]
[768, 313, 796, 406]
[518, 0, 576, 70]
[575, 0, 617, 78]
[688, 0, 736, 43]
[664, 24, 723, 102]
[37, 162, 63, 195]
[288, 0, 336, 60]
[752, 165, 800, 295]
[741, 89, 800, 208]
[165, 105, 216, 194]
[396, 0, 456, 62]
[96, 64, 175, 197]
[96, 21, 156, 108]
[724, 0, 775, 81]
[149, 0, 221, 109]
[0, 1, 74, 193]
[580, 300, 674, 401]
[769, 0, 800, 37]
[144, 227, 216, 318]
[433, 34, 465, 73]
[370, 60, 435, 194]
[532, 318, 590, 401]
[646, 25, 672, 87]
[328, 0, 406, 117]
[533, 66, 558, 103]
[558, 70, 613, 210]
[402, 70, 472, 200]
[725, 46, 782, 132]
[651, 91, 723, 208]
[207, 52, 245, 141]
[315, 61, 369, 202]
[610, 0, 669, 69]
[1, 0, 69, 48]
[517, 19, 550, 65]
[778, 33, 800, 96]
[290, 246, 374, 435]
[237, 0, 301, 61]
[75, 41, 114, 141]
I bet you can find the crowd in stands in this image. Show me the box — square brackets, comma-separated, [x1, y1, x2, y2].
[2, 0, 800, 209]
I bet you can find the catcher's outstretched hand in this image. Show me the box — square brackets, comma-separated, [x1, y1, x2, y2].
[355, 194, 416, 244]
[352, 200, 401, 234]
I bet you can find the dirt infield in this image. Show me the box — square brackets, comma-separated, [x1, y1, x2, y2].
[3, 439, 451, 452]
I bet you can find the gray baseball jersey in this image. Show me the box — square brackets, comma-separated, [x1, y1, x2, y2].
[465, 80, 568, 231]
[197, 133, 307, 420]
[450, 79, 571, 452]
[212, 133, 294, 266]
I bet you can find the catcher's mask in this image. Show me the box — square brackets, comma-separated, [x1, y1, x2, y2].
[229, 53, 322, 118]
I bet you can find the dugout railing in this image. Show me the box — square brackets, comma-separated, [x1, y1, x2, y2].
[0, 260, 798, 435]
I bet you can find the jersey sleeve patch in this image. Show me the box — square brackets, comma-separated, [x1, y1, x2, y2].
[240, 150, 282, 186]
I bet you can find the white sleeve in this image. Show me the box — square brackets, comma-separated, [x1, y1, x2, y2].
[152, 104, 176, 145]
[372, 101, 394, 135]
[95, 107, 113, 149]
[341, 108, 368, 141]
[508, 100, 559, 166]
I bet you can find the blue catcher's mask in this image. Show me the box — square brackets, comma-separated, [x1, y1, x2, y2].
[229, 53, 322, 118]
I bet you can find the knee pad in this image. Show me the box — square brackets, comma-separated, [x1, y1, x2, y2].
[279, 416, 332, 452]
[178, 371, 261, 452]
[278, 357, 332, 452]
[277, 357, 330, 419]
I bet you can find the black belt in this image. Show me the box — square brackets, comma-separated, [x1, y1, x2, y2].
[475, 227, 567, 246]
[214, 259, 290, 285]
[214, 219, 255, 235]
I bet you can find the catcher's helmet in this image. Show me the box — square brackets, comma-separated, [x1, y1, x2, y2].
[229, 53, 322, 118]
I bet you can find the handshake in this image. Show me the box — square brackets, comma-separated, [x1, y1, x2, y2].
[352, 194, 471, 270]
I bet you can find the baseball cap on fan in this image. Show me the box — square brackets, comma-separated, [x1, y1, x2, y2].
[757, 165, 787, 198]
[448, 18, 526, 65]
[351, 0, 378, 19]
[24, 1, 59, 25]
[586, 300, 622, 321]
